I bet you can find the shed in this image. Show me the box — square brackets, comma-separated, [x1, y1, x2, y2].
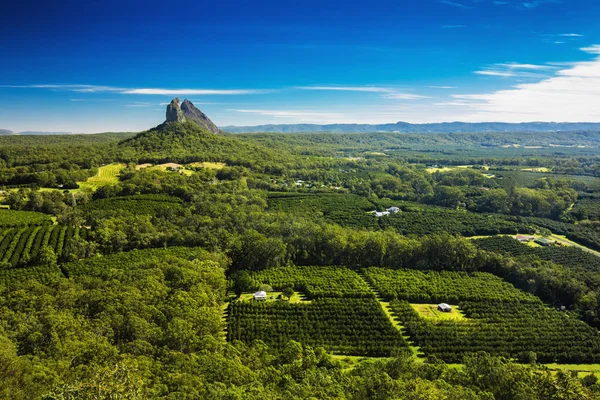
[253, 291, 268, 301]
[438, 303, 452, 313]
[515, 235, 535, 243]
[534, 238, 555, 247]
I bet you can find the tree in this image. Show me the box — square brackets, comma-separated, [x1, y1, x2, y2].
[282, 286, 295, 300]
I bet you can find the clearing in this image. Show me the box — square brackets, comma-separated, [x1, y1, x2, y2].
[410, 304, 466, 321]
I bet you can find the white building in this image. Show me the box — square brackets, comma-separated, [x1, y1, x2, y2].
[438, 303, 452, 312]
[253, 291, 268, 301]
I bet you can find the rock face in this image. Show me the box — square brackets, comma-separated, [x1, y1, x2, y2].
[180, 99, 220, 134]
[166, 98, 186, 123]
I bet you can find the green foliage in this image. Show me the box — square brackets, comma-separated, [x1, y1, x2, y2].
[247, 266, 374, 299]
[365, 268, 537, 303]
[228, 298, 408, 356]
[0, 209, 53, 226]
[391, 299, 600, 363]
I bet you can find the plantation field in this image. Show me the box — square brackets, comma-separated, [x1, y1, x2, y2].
[392, 299, 600, 363]
[78, 163, 125, 190]
[228, 297, 408, 356]
[0, 225, 80, 267]
[0, 209, 53, 227]
[363, 268, 538, 303]
[474, 236, 600, 288]
[248, 266, 374, 298]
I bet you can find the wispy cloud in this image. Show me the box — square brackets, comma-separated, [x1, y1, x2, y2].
[449, 44, 600, 122]
[475, 62, 556, 78]
[295, 86, 395, 93]
[581, 45, 600, 55]
[122, 88, 270, 95]
[297, 85, 428, 101]
[381, 93, 430, 100]
[230, 109, 346, 120]
[440, 1, 473, 9]
[125, 102, 153, 108]
[428, 86, 457, 89]
[522, 0, 561, 9]
[2, 84, 271, 96]
[441, 25, 466, 29]
[2, 84, 124, 92]
[539, 32, 583, 44]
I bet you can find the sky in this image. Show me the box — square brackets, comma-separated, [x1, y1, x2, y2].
[1, 0, 600, 133]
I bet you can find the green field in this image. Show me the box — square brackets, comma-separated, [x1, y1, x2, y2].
[410, 303, 466, 321]
[77, 163, 125, 190]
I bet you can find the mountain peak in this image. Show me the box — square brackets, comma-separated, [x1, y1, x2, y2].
[164, 98, 219, 134]
[180, 99, 220, 134]
[165, 98, 186, 123]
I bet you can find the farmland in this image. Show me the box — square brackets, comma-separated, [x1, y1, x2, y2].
[246, 266, 373, 298]
[228, 298, 408, 356]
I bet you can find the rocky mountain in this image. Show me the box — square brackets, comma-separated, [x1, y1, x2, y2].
[165, 98, 219, 134]
[0, 129, 14, 135]
[119, 99, 282, 164]
[181, 99, 220, 135]
[222, 121, 600, 134]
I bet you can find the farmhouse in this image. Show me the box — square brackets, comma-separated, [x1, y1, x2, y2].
[438, 303, 452, 313]
[515, 235, 535, 243]
[253, 291, 268, 301]
[373, 211, 390, 217]
[387, 207, 400, 214]
[534, 238, 555, 247]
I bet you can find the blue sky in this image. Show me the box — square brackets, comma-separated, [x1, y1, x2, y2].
[1, 0, 600, 132]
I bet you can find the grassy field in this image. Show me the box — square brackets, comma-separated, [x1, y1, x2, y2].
[410, 304, 466, 321]
[78, 163, 125, 190]
[239, 291, 310, 303]
[189, 161, 227, 170]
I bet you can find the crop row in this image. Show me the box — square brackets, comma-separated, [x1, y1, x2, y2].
[248, 266, 373, 298]
[228, 298, 407, 356]
[0, 210, 53, 227]
[474, 236, 600, 288]
[391, 299, 600, 363]
[363, 267, 539, 303]
[0, 225, 78, 268]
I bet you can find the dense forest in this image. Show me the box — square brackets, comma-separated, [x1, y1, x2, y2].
[3, 112, 600, 398]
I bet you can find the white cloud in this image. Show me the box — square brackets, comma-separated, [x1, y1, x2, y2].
[522, 0, 561, 9]
[581, 45, 600, 55]
[475, 62, 556, 78]
[381, 93, 430, 100]
[560, 33, 583, 37]
[441, 25, 466, 29]
[476, 70, 519, 77]
[2, 84, 270, 96]
[450, 46, 600, 122]
[122, 88, 270, 95]
[440, 1, 473, 9]
[296, 86, 395, 93]
[497, 63, 552, 70]
[298, 85, 428, 101]
[428, 86, 457, 89]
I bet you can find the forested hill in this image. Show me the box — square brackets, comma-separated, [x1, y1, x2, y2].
[223, 121, 600, 134]
[118, 120, 291, 167]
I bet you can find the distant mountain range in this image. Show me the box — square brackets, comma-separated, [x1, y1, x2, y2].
[222, 122, 600, 134]
[0, 130, 72, 135]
